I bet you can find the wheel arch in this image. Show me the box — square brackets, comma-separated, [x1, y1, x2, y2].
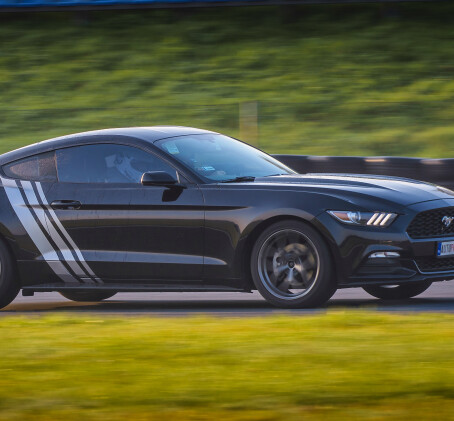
[239, 214, 339, 289]
[0, 226, 22, 287]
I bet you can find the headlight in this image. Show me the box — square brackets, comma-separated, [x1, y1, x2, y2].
[327, 211, 397, 227]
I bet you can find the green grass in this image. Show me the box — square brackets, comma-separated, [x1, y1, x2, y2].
[0, 312, 453, 420]
[1, 4, 454, 157]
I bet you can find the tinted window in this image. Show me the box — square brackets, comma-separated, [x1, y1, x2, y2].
[3, 152, 57, 182]
[155, 134, 294, 182]
[56, 144, 176, 183]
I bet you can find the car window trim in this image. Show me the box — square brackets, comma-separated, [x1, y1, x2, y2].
[52, 141, 194, 186]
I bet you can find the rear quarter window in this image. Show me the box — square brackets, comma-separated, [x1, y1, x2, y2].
[2, 152, 57, 182]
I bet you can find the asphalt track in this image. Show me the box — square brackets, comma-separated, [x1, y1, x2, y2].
[2, 281, 454, 315]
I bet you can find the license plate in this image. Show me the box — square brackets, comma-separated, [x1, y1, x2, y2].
[437, 241, 454, 257]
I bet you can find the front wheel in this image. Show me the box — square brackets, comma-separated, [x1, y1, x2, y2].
[363, 281, 432, 300]
[59, 291, 117, 302]
[251, 220, 336, 308]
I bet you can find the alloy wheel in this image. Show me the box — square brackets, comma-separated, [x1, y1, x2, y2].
[257, 229, 320, 300]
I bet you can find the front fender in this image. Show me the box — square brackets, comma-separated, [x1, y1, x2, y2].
[201, 185, 355, 283]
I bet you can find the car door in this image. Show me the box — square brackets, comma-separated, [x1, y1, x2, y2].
[43, 142, 205, 283]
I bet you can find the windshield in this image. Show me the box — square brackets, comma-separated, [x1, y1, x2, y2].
[155, 134, 295, 182]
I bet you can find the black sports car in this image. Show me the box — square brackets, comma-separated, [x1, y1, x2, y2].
[0, 126, 453, 309]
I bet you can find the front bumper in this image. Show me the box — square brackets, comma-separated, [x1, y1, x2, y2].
[314, 199, 454, 288]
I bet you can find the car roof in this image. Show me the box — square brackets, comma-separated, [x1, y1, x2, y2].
[37, 126, 216, 144]
[0, 126, 217, 165]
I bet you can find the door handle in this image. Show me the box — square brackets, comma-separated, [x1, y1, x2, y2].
[50, 200, 82, 210]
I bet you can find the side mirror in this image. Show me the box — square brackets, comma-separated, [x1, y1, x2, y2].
[141, 171, 183, 188]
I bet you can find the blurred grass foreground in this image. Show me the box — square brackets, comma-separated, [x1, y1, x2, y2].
[0, 312, 453, 420]
[2, 4, 454, 157]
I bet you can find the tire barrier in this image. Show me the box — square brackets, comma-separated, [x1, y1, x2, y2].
[273, 155, 454, 191]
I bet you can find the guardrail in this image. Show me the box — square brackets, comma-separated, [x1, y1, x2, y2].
[273, 155, 454, 191]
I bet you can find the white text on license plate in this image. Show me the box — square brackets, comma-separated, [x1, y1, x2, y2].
[437, 241, 454, 257]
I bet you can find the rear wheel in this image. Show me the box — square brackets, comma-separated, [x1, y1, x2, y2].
[59, 291, 117, 302]
[251, 220, 336, 308]
[363, 281, 432, 300]
[0, 240, 20, 310]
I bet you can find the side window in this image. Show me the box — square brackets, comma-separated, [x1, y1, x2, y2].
[3, 152, 57, 182]
[56, 144, 177, 184]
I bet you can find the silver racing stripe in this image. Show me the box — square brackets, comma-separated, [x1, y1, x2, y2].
[20, 180, 96, 284]
[0, 176, 79, 283]
[34, 182, 103, 283]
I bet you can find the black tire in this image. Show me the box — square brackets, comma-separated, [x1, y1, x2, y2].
[59, 291, 117, 302]
[251, 220, 336, 308]
[0, 240, 20, 310]
[363, 281, 432, 300]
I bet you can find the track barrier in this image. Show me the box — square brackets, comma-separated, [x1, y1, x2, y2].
[273, 155, 454, 191]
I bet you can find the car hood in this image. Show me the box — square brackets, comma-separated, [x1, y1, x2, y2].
[253, 173, 454, 206]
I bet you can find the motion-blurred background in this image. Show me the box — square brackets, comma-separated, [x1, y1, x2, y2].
[1, 1, 453, 159]
[3, 3, 454, 421]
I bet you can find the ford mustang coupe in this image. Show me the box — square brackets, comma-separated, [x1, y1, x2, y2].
[0, 126, 453, 309]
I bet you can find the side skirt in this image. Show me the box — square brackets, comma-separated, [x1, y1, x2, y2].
[22, 283, 251, 294]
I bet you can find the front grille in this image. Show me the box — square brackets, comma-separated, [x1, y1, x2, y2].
[407, 207, 454, 239]
[415, 256, 454, 272]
